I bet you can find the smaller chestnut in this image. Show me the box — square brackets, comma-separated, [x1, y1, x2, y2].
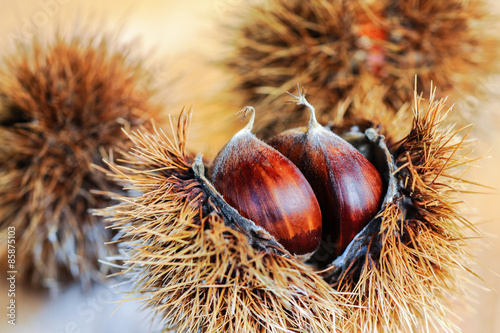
[268, 90, 383, 262]
[209, 107, 322, 256]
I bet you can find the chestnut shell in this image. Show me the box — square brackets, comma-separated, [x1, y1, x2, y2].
[269, 125, 383, 263]
[209, 122, 323, 256]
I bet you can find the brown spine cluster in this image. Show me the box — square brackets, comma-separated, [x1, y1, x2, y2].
[226, 0, 499, 137]
[0, 31, 161, 290]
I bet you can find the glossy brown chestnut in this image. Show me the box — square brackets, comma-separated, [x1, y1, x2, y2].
[209, 107, 322, 255]
[268, 93, 383, 262]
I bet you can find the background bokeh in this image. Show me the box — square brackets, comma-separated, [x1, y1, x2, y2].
[0, 0, 499, 332]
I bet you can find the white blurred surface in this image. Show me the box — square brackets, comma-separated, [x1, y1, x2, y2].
[1, 280, 160, 333]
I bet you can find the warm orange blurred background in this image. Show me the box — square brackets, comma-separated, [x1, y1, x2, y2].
[0, 0, 499, 332]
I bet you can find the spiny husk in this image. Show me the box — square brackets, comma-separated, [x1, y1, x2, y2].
[97, 112, 345, 332]
[226, 0, 499, 138]
[99, 90, 477, 332]
[327, 90, 477, 332]
[0, 30, 161, 291]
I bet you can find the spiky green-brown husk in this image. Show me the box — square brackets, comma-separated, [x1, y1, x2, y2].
[98, 89, 477, 332]
[226, 0, 499, 138]
[0, 31, 161, 290]
[326, 91, 477, 332]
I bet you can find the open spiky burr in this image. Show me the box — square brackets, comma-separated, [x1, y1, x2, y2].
[97, 85, 478, 332]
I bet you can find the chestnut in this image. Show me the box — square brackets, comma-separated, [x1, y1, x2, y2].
[209, 107, 322, 256]
[268, 91, 383, 262]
